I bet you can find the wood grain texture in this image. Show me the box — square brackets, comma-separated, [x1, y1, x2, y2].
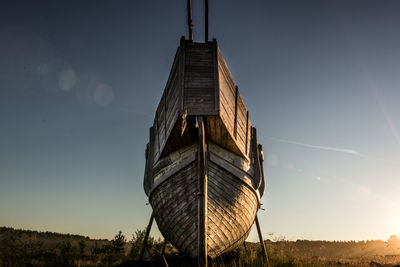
[144, 37, 265, 262]
[217, 47, 251, 158]
[151, 38, 253, 164]
[183, 41, 216, 116]
[153, 47, 182, 163]
[149, 142, 259, 259]
[197, 117, 207, 265]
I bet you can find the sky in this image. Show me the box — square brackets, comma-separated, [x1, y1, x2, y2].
[1, 0, 400, 242]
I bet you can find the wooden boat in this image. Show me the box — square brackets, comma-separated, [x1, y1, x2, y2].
[142, 37, 266, 260]
[140, 2, 267, 265]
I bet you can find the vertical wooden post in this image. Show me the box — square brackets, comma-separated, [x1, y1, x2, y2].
[197, 116, 208, 267]
[233, 86, 238, 140]
[255, 215, 270, 267]
[164, 94, 167, 139]
[212, 39, 219, 112]
[180, 36, 186, 111]
[187, 0, 194, 41]
[160, 239, 169, 267]
[143, 126, 156, 196]
[139, 212, 154, 261]
[245, 111, 249, 154]
[156, 111, 161, 153]
[205, 0, 209, 42]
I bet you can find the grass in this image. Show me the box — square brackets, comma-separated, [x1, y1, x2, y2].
[1, 227, 400, 266]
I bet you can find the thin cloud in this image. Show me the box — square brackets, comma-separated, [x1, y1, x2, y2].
[263, 135, 398, 164]
[263, 135, 363, 157]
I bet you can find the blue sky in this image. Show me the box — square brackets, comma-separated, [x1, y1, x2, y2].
[1, 0, 399, 241]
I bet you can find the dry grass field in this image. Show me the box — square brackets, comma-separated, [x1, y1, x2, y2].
[1, 227, 400, 266]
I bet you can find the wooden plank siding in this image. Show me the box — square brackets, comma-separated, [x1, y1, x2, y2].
[153, 46, 184, 162]
[183, 41, 217, 116]
[145, 37, 263, 261]
[152, 38, 252, 163]
[149, 142, 258, 259]
[217, 47, 251, 158]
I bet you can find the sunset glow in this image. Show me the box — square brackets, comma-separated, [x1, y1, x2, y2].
[1, 1, 400, 245]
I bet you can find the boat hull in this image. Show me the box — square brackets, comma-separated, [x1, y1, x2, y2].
[149, 143, 259, 259]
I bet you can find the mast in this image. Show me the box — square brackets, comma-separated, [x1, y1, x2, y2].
[205, 0, 209, 42]
[188, 0, 209, 42]
[187, 0, 194, 41]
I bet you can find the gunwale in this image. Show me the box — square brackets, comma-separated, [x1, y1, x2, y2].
[148, 141, 260, 206]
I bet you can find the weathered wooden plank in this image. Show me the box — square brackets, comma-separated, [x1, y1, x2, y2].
[219, 87, 235, 132]
[218, 225, 253, 256]
[173, 209, 197, 247]
[170, 205, 197, 248]
[207, 188, 249, 242]
[245, 111, 249, 155]
[208, 162, 258, 214]
[151, 165, 197, 218]
[218, 48, 236, 92]
[208, 166, 256, 218]
[207, 172, 255, 224]
[154, 194, 196, 243]
[209, 165, 259, 211]
[255, 215, 269, 263]
[234, 86, 238, 139]
[139, 212, 154, 261]
[165, 100, 180, 137]
[184, 89, 215, 96]
[220, 88, 235, 116]
[151, 162, 197, 212]
[143, 126, 155, 196]
[158, 164, 195, 197]
[207, 203, 246, 255]
[212, 39, 220, 112]
[209, 153, 252, 186]
[152, 151, 197, 185]
[206, 231, 219, 259]
[181, 224, 198, 258]
[185, 69, 213, 75]
[208, 142, 249, 170]
[204, 214, 226, 256]
[165, 143, 196, 160]
[207, 198, 236, 245]
[197, 117, 207, 266]
[186, 109, 218, 116]
[180, 37, 185, 110]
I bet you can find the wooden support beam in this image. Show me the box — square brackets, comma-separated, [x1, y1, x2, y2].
[143, 127, 155, 196]
[255, 215, 270, 267]
[164, 94, 167, 140]
[197, 116, 208, 267]
[156, 112, 161, 153]
[245, 111, 249, 154]
[139, 212, 155, 261]
[251, 127, 262, 190]
[234, 86, 238, 140]
[160, 239, 169, 267]
[205, 0, 209, 42]
[187, 0, 194, 41]
[180, 37, 186, 111]
[212, 39, 219, 112]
